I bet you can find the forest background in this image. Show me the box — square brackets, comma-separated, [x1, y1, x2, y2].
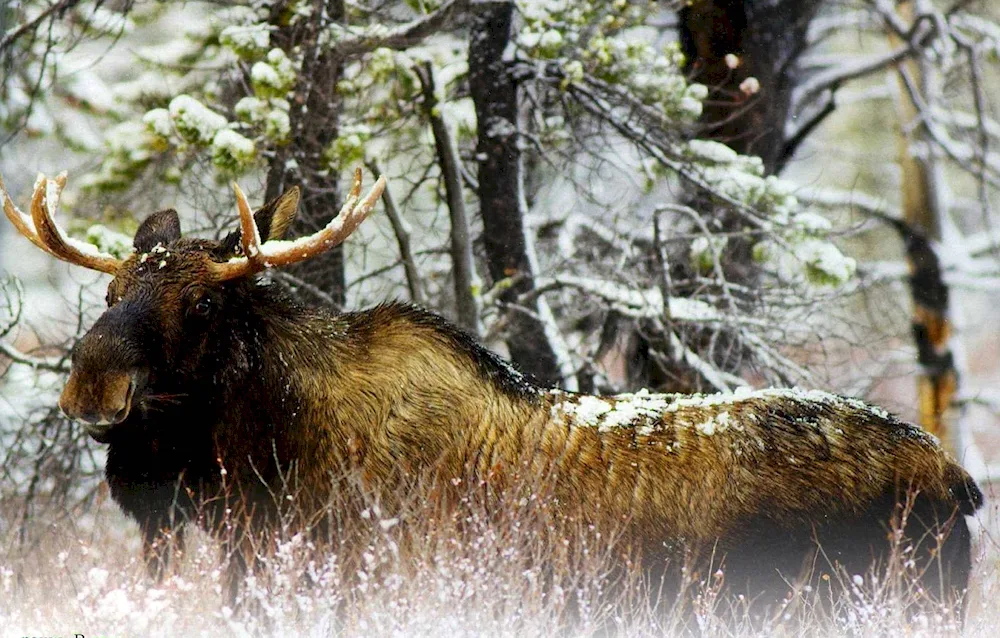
[2, 0, 1000, 635]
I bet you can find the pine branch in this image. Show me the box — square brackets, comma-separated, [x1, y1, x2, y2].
[329, 0, 469, 58]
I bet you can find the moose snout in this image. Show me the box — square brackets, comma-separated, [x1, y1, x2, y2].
[59, 369, 140, 441]
[59, 302, 151, 440]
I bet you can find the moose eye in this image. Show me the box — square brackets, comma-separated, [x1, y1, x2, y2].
[193, 297, 213, 316]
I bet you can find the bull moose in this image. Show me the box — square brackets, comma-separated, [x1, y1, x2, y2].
[0, 170, 983, 619]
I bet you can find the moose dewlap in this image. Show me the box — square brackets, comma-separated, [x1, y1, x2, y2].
[1, 170, 983, 618]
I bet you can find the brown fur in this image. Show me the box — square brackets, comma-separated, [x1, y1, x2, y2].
[39, 195, 982, 618]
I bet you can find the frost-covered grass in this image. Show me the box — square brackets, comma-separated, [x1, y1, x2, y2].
[2, 484, 999, 637]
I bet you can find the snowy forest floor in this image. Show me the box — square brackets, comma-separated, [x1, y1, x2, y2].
[1, 481, 999, 637]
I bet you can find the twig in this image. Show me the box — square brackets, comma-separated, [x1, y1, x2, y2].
[0, 341, 68, 373]
[777, 90, 836, 173]
[896, 65, 1000, 189]
[953, 30, 997, 259]
[791, 6, 939, 117]
[558, 77, 770, 226]
[0, 278, 70, 373]
[796, 185, 903, 223]
[0, 0, 82, 55]
[656, 327, 746, 392]
[272, 271, 340, 309]
[330, 0, 469, 59]
[365, 160, 424, 306]
[791, 45, 918, 115]
[415, 61, 479, 334]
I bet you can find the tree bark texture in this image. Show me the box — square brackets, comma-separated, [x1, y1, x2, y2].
[891, 0, 959, 451]
[469, 1, 562, 386]
[679, 0, 823, 174]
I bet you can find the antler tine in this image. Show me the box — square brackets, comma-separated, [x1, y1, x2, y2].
[261, 167, 376, 268]
[27, 174, 122, 275]
[1, 173, 56, 257]
[53, 171, 68, 193]
[209, 168, 386, 281]
[232, 182, 267, 271]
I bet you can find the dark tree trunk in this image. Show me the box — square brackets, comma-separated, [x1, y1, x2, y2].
[264, 0, 347, 306]
[469, 1, 562, 387]
[902, 229, 955, 441]
[679, 0, 823, 173]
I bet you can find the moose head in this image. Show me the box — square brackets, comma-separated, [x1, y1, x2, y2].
[1, 170, 385, 442]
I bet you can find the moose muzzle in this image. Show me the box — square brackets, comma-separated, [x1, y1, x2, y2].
[58, 300, 151, 442]
[59, 368, 143, 442]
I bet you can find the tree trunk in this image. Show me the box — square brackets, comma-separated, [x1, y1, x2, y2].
[891, 0, 962, 455]
[468, 1, 564, 387]
[264, 0, 347, 306]
[679, 0, 823, 173]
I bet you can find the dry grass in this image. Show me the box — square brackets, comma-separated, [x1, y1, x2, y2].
[1, 480, 998, 638]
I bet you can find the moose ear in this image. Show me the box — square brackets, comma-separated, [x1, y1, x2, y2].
[134, 209, 181, 252]
[218, 186, 300, 257]
[253, 186, 300, 241]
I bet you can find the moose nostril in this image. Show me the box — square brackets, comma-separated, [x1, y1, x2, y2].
[113, 405, 130, 424]
[78, 412, 104, 425]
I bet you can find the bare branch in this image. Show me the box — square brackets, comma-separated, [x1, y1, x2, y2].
[365, 161, 424, 306]
[777, 90, 836, 173]
[807, 10, 877, 46]
[271, 271, 340, 309]
[952, 30, 998, 257]
[0, 0, 82, 56]
[933, 107, 1000, 142]
[416, 61, 479, 334]
[0, 279, 70, 373]
[896, 66, 1000, 189]
[796, 186, 902, 223]
[658, 329, 746, 392]
[791, 44, 919, 115]
[330, 0, 469, 59]
[556, 77, 769, 225]
[0, 340, 69, 373]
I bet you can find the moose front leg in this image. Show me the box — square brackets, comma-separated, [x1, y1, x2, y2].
[140, 517, 185, 581]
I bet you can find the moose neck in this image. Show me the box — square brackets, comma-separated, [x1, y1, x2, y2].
[217, 289, 550, 499]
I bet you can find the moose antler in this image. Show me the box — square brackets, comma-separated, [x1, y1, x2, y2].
[210, 168, 386, 281]
[1, 172, 123, 275]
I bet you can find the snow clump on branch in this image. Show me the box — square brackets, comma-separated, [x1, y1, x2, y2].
[168, 95, 228, 144]
[251, 48, 298, 99]
[235, 97, 292, 142]
[516, 0, 704, 121]
[685, 139, 856, 287]
[211, 130, 257, 172]
[220, 24, 272, 59]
